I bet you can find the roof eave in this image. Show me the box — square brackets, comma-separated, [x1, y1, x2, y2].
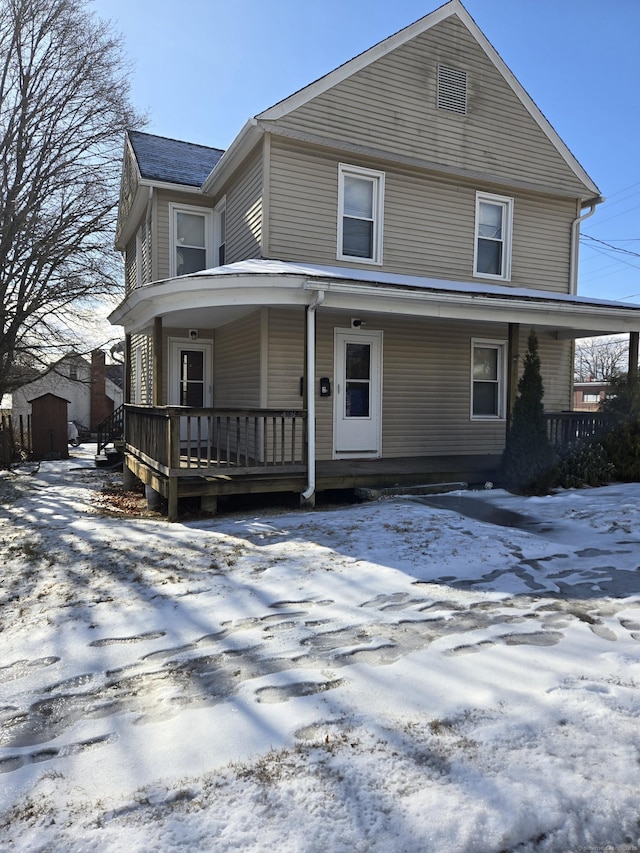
[201, 119, 264, 195]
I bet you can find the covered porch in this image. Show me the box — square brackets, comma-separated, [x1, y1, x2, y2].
[110, 261, 640, 519]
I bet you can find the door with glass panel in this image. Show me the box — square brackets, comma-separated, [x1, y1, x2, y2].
[333, 329, 382, 456]
[168, 339, 213, 441]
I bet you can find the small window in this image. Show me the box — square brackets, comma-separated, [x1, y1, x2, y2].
[474, 193, 513, 280]
[69, 364, 78, 381]
[214, 197, 226, 266]
[437, 65, 467, 115]
[337, 164, 385, 265]
[471, 340, 506, 419]
[170, 204, 212, 277]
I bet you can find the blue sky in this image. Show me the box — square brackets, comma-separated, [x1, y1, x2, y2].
[92, 0, 640, 304]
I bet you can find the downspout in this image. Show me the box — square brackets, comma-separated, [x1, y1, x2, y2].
[569, 199, 601, 295]
[302, 289, 325, 501]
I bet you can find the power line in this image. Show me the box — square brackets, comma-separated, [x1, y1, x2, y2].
[580, 234, 640, 258]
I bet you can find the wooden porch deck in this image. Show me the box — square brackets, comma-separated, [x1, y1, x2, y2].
[122, 405, 604, 518]
[126, 447, 501, 518]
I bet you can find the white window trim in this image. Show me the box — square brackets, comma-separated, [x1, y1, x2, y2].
[473, 192, 513, 281]
[470, 338, 507, 421]
[213, 196, 226, 267]
[169, 203, 213, 278]
[337, 163, 385, 266]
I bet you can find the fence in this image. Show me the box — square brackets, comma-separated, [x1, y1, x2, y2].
[545, 412, 606, 448]
[0, 413, 32, 467]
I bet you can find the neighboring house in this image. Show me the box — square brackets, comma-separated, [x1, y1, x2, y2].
[10, 350, 123, 433]
[110, 0, 640, 518]
[573, 381, 608, 412]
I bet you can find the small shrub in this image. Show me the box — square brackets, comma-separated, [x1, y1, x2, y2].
[553, 441, 615, 489]
[598, 372, 640, 482]
[600, 420, 640, 482]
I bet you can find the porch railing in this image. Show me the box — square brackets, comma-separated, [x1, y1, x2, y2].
[125, 405, 307, 476]
[545, 412, 606, 448]
[96, 404, 124, 456]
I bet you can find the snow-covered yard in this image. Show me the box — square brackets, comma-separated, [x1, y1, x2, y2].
[1, 447, 640, 852]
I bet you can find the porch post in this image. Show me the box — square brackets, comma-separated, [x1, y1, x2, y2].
[629, 332, 639, 376]
[506, 323, 520, 434]
[122, 333, 136, 492]
[153, 316, 163, 406]
[301, 290, 325, 506]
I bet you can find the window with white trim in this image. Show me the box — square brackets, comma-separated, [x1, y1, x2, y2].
[474, 193, 513, 280]
[214, 197, 226, 266]
[170, 204, 212, 277]
[337, 164, 385, 264]
[471, 339, 506, 419]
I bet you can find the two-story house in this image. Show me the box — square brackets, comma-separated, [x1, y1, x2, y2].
[110, 0, 640, 518]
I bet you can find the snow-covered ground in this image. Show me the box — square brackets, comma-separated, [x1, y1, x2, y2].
[1, 446, 640, 852]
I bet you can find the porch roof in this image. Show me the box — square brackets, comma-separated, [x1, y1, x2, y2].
[109, 259, 640, 338]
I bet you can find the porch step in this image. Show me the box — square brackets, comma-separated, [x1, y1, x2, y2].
[95, 445, 124, 469]
[355, 481, 468, 501]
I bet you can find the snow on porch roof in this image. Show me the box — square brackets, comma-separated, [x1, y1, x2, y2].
[190, 258, 640, 313]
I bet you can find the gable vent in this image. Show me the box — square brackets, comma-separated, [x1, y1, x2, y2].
[437, 65, 467, 115]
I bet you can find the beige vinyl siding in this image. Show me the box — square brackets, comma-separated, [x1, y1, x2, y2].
[268, 138, 574, 292]
[266, 308, 305, 406]
[311, 312, 572, 460]
[223, 147, 263, 263]
[214, 312, 262, 407]
[130, 334, 153, 404]
[537, 334, 573, 411]
[270, 17, 592, 198]
[124, 238, 137, 294]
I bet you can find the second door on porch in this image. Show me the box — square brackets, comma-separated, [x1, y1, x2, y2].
[333, 328, 382, 457]
[168, 338, 213, 441]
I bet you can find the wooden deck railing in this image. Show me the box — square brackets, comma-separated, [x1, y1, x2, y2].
[125, 405, 307, 476]
[545, 412, 606, 447]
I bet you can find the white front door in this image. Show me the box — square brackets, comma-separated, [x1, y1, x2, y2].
[168, 339, 213, 440]
[334, 329, 382, 457]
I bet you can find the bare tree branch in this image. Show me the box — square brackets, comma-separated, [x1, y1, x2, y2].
[0, 0, 144, 396]
[574, 336, 629, 382]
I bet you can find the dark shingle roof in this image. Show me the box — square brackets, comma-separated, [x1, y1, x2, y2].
[128, 130, 224, 187]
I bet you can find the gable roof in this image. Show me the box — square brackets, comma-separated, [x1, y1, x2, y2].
[249, 0, 598, 199]
[128, 130, 224, 188]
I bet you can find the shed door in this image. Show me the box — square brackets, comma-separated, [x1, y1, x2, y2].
[333, 329, 382, 457]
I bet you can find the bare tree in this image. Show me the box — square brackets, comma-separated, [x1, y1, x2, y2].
[574, 336, 629, 382]
[0, 0, 143, 398]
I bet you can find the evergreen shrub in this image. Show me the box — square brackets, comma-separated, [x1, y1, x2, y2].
[501, 330, 556, 494]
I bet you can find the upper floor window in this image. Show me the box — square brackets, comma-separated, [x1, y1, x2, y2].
[214, 197, 226, 266]
[474, 192, 513, 280]
[170, 204, 212, 277]
[337, 164, 385, 265]
[471, 339, 506, 419]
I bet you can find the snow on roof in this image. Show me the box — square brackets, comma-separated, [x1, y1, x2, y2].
[190, 258, 640, 312]
[128, 130, 224, 187]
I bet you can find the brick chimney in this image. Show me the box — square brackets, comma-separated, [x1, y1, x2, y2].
[90, 349, 113, 430]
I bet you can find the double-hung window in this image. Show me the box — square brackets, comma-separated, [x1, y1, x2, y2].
[471, 339, 506, 419]
[170, 204, 212, 277]
[474, 192, 513, 280]
[338, 164, 385, 264]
